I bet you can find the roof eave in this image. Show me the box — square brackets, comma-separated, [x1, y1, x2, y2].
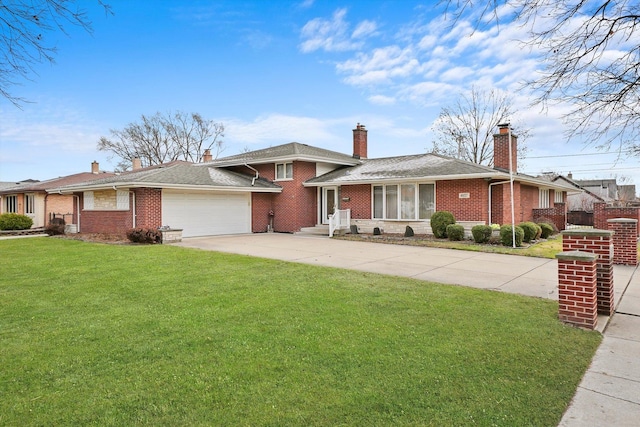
[49, 182, 282, 194]
[304, 172, 500, 187]
[212, 155, 361, 168]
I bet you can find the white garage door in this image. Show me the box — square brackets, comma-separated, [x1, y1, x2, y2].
[162, 191, 251, 237]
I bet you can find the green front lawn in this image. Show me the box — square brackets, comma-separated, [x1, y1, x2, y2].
[0, 238, 600, 426]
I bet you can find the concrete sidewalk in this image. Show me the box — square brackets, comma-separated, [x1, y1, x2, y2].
[176, 233, 640, 424]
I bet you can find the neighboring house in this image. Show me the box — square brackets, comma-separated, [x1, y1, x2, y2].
[552, 174, 638, 211]
[551, 174, 607, 212]
[52, 124, 573, 237]
[0, 162, 114, 228]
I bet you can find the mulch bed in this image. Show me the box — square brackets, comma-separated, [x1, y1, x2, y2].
[54, 233, 131, 244]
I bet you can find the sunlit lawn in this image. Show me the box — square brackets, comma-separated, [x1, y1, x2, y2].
[0, 238, 601, 426]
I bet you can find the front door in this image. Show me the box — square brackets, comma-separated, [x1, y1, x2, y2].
[321, 187, 338, 224]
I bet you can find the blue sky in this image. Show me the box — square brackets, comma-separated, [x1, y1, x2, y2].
[0, 0, 637, 188]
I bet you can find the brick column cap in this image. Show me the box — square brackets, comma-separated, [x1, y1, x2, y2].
[607, 218, 638, 224]
[556, 251, 599, 262]
[561, 229, 614, 237]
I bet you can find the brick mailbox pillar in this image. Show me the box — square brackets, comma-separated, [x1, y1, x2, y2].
[561, 229, 614, 316]
[556, 251, 599, 330]
[608, 218, 638, 266]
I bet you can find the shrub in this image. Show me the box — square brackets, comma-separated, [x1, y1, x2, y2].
[534, 223, 542, 240]
[535, 217, 559, 233]
[500, 225, 524, 247]
[126, 228, 162, 244]
[0, 213, 33, 230]
[446, 224, 465, 241]
[518, 222, 539, 243]
[430, 211, 456, 238]
[45, 221, 66, 235]
[538, 222, 554, 239]
[471, 225, 493, 244]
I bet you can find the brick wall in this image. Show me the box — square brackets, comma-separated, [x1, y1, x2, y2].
[437, 179, 489, 222]
[135, 188, 162, 229]
[77, 192, 133, 234]
[252, 193, 273, 233]
[339, 184, 371, 220]
[252, 161, 317, 233]
[533, 203, 567, 231]
[594, 202, 640, 235]
[556, 251, 599, 330]
[562, 229, 614, 315]
[491, 181, 522, 225]
[520, 185, 538, 222]
[45, 194, 74, 224]
[608, 219, 639, 266]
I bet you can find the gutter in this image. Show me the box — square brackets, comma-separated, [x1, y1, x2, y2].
[244, 164, 259, 186]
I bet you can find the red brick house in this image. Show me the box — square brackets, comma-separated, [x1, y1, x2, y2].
[53, 124, 573, 237]
[0, 162, 114, 228]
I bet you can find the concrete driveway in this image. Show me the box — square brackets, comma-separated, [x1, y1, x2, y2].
[177, 233, 561, 300]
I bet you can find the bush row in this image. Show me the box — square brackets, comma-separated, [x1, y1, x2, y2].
[0, 213, 33, 230]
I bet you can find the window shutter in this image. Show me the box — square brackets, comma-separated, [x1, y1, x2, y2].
[84, 191, 94, 210]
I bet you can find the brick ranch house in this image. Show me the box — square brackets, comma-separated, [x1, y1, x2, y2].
[0, 162, 114, 228]
[52, 124, 574, 238]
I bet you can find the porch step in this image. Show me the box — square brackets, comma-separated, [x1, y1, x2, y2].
[296, 225, 330, 236]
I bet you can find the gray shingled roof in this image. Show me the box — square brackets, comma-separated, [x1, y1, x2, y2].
[305, 153, 498, 184]
[52, 162, 281, 192]
[212, 142, 360, 166]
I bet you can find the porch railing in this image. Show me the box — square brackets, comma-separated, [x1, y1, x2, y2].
[329, 209, 351, 237]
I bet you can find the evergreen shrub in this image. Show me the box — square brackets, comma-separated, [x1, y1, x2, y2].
[538, 222, 554, 239]
[500, 225, 524, 247]
[430, 211, 456, 238]
[0, 213, 33, 230]
[446, 224, 465, 241]
[471, 225, 493, 244]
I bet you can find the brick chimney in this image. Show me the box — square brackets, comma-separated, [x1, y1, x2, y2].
[132, 157, 142, 170]
[493, 123, 517, 172]
[91, 161, 99, 174]
[202, 149, 213, 162]
[353, 123, 367, 159]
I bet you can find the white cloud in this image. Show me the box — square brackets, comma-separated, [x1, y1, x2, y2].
[368, 95, 396, 105]
[352, 20, 378, 39]
[337, 46, 421, 86]
[298, 0, 314, 9]
[299, 8, 378, 53]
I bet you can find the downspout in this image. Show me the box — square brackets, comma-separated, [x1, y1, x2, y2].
[72, 194, 80, 232]
[508, 126, 516, 248]
[129, 191, 136, 228]
[244, 164, 259, 186]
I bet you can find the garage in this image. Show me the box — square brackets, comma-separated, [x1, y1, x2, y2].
[162, 190, 251, 237]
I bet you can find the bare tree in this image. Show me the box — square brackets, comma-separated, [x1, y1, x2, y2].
[0, 0, 111, 106]
[97, 112, 225, 170]
[440, 0, 640, 153]
[431, 86, 530, 167]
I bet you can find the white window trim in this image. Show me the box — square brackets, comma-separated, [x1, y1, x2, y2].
[539, 188, 550, 208]
[275, 162, 293, 181]
[25, 193, 35, 214]
[372, 183, 435, 221]
[554, 190, 563, 204]
[116, 190, 130, 210]
[84, 191, 95, 210]
[4, 194, 17, 213]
